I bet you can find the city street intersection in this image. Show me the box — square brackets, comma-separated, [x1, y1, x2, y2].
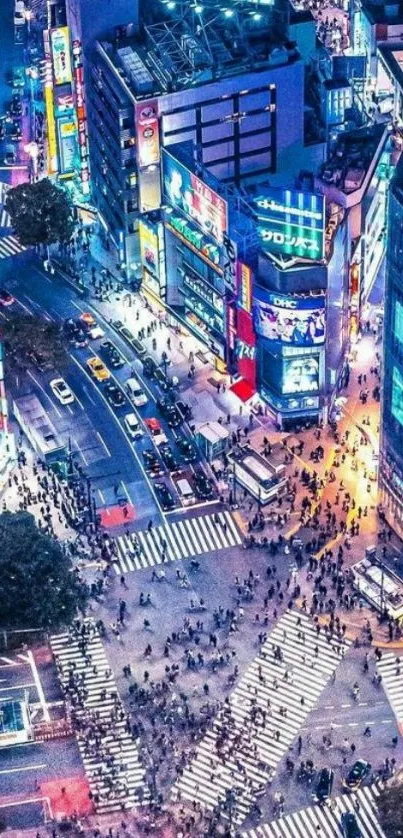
[0, 245, 402, 834]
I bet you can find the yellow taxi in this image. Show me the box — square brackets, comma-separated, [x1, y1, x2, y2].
[87, 356, 111, 381]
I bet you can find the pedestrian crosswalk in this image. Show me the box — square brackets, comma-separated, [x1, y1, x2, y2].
[377, 652, 403, 728]
[51, 624, 148, 814]
[113, 510, 242, 574]
[172, 611, 349, 825]
[242, 785, 386, 838]
[0, 235, 26, 259]
[0, 208, 10, 228]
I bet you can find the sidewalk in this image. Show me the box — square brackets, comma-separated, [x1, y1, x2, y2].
[2, 436, 76, 542]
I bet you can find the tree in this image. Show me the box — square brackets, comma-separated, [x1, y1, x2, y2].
[0, 511, 88, 631]
[377, 781, 403, 837]
[1, 312, 69, 373]
[5, 178, 74, 248]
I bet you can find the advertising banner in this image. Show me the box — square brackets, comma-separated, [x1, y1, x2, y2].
[57, 116, 77, 175]
[72, 42, 90, 194]
[253, 188, 325, 260]
[139, 220, 159, 281]
[51, 27, 72, 86]
[236, 306, 256, 390]
[45, 85, 58, 176]
[163, 149, 228, 245]
[136, 100, 160, 168]
[282, 355, 320, 395]
[237, 262, 252, 313]
[253, 289, 326, 346]
[55, 89, 74, 116]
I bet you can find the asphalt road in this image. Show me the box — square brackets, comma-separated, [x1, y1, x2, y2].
[1, 250, 215, 529]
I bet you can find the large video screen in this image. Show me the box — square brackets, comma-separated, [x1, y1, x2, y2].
[252, 188, 325, 260]
[282, 355, 319, 395]
[392, 366, 403, 427]
[163, 149, 227, 245]
[253, 290, 325, 346]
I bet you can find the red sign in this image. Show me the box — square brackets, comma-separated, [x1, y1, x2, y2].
[136, 100, 160, 168]
[237, 307, 256, 391]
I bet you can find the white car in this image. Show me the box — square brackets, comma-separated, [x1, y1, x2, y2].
[124, 413, 143, 440]
[50, 378, 75, 405]
[126, 377, 148, 407]
[88, 325, 105, 340]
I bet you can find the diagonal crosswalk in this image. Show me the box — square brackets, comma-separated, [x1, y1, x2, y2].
[172, 611, 349, 825]
[242, 784, 386, 838]
[51, 623, 149, 814]
[0, 235, 26, 259]
[113, 510, 242, 574]
[377, 652, 403, 728]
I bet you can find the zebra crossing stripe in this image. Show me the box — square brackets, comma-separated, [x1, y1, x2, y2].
[242, 785, 386, 838]
[50, 623, 148, 814]
[0, 235, 26, 258]
[377, 652, 403, 727]
[113, 511, 242, 574]
[0, 209, 10, 228]
[172, 611, 349, 824]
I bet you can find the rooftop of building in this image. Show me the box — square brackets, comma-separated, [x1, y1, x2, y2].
[362, 0, 403, 24]
[378, 43, 403, 90]
[316, 123, 386, 196]
[97, 0, 300, 97]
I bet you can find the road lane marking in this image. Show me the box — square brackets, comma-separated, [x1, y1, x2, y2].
[82, 385, 95, 405]
[0, 765, 47, 775]
[98, 489, 106, 504]
[15, 296, 33, 315]
[96, 431, 111, 458]
[0, 683, 35, 691]
[72, 437, 89, 467]
[121, 480, 130, 502]
[27, 650, 50, 723]
[70, 353, 164, 517]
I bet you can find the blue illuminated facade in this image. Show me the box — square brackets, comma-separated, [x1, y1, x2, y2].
[380, 156, 403, 536]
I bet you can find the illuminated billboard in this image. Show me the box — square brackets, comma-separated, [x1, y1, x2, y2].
[163, 149, 228, 245]
[57, 116, 77, 175]
[136, 100, 160, 168]
[139, 220, 159, 281]
[253, 290, 325, 346]
[238, 262, 252, 313]
[51, 27, 72, 86]
[282, 355, 319, 395]
[253, 189, 325, 260]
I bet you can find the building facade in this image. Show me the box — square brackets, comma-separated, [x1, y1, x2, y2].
[379, 156, 403, 536]
[84, 13, 306, 271]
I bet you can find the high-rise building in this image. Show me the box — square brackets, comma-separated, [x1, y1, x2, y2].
[65, 0, 139, 54]
[84, 1, 305, 270]
[379, 154, 403, 536]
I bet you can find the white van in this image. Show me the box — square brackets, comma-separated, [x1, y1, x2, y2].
[176, 477, 195, 506]
[126, 376, 148, 407]
[124, 412, 143, 440]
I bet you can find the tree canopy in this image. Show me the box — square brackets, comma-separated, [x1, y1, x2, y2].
[377, 781, 403, 837]
[5, 178, 74, 247]
[1, 312, 69, 373]
[0, 511, 88, 631]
